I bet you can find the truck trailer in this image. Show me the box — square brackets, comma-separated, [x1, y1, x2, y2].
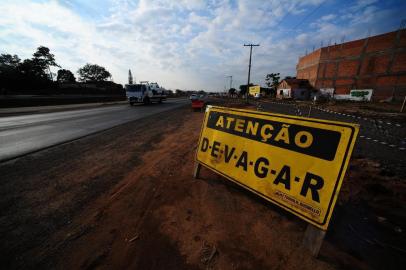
[125, 81, 167, 105]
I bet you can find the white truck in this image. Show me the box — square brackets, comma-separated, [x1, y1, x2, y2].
[125, 81, 167, 105]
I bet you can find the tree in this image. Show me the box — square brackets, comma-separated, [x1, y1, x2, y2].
[175, 89, 185, 96]
[228, 88, 236, 96]
[32, 46, 60, 80]
[57, 69, 76, 83]
[239, 83, 254, 96]
[19, 59, 47, 78]
[0, 54, 21, 78]
[1, 47, 61, 94]
[77, 63, 111, 82]
[0, 54, 21, 68]
[265, 73, 280, 96]
[0, 54, 21, 80]
[0, 54, 22, 94]
[166, 89, 174, 96]
[33, 46, 59, 67]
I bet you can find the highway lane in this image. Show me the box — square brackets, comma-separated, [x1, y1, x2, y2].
[0, 98, 188, 161]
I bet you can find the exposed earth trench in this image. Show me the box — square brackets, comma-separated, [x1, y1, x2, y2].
[0, 105, 405, 269]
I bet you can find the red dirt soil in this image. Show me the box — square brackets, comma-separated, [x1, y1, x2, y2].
[0, 105, 404, 269]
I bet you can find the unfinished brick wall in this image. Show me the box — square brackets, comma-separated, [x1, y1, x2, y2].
[296, 29, 406, 101]
[296, 50, 321, 86]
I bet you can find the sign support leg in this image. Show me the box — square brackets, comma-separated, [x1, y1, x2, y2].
[193, 162, 201, 179]
[307, 105, 312, 117]
[302, 224, 326, 257]
[400, 96, 406, 113]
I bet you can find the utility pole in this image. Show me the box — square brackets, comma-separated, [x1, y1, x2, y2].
[226, 75, 233, 89]
[128, 69, 133, 84]
[244, 44, 259, 103]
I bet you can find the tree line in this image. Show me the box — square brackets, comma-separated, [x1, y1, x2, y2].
[0, 46, 122, 95]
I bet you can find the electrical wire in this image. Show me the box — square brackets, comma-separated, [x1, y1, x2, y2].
[292, 1, 326, 30]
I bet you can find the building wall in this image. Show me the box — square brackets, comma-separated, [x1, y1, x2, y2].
[276, 80, 291, 99]
[296, 29, 406, 101]
[296, 49, 321, 86]
[276, 88, 291, 99]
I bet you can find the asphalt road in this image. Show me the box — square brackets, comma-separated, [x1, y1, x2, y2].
[0, 98, 188, 162]
[258, 100, 406, 177]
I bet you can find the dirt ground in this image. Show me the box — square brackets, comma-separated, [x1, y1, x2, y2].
[320, 101, 406, 122]
[0, 105, 405, 269]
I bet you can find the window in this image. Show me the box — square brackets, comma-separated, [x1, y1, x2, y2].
[125, 85, 143, 92]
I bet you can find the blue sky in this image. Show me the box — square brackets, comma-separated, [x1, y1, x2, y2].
[0, 0, 405, 91]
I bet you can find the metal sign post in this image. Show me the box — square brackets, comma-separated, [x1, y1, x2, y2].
[302, 224, 326, 256]
[401, 96, 406, 113]
[193, 162, 201, 179]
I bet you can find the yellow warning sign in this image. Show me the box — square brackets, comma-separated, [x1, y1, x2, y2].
[196, 106, 359, 230]
[249, 85, 260, 96]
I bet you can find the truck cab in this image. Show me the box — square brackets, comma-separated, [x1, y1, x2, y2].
[125, 82, 167, 105]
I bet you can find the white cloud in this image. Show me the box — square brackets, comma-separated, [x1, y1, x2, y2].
[350, 0, 379, 11]
[320, 14, 336, 21]
[0, 0, 402, 91]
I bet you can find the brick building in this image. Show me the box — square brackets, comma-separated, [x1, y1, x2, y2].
[296, 29, 406, 101]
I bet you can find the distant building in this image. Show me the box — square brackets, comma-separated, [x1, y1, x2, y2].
[276, 78, 312, 100]
[296, 29, 406, 101]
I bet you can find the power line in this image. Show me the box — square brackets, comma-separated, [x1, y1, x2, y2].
[239, 1, 324, 90]
[256, 2, 273, 33]
[273, 6, 294, 29]
[292, 1, 325, 30]
[259, 1, 324, 44]
[257, 2, 298, 44]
